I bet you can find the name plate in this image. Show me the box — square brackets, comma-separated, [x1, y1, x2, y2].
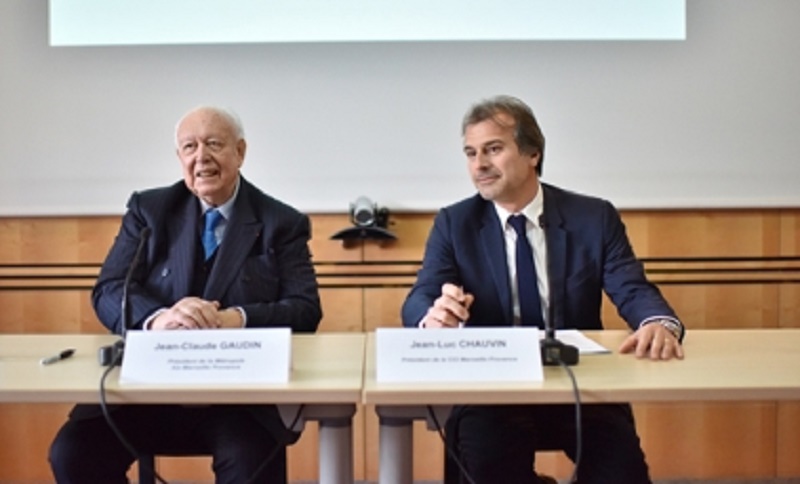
[120, 328, 291, 385]
[376, 327, 543, 383]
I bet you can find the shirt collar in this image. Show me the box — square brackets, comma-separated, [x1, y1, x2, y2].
[199, 176, 240, 220]
[493, 182, 544, 228]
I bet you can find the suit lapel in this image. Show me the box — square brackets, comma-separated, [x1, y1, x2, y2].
[542, 186, 567, 329]
[204, 183, 263, 301]
[166, 198, 198, 300]
[478, 202, 514, 325]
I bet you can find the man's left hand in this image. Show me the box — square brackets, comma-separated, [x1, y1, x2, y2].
[619, 322, 684, 361]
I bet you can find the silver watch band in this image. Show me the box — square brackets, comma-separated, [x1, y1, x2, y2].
[656, 319, 682, 340]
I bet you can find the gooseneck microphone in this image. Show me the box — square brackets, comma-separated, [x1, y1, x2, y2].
[121, 227, 152, 339]
[538, 215, 579, 366]
[99, 227, 152, 366]
[96, 226, 168, 483]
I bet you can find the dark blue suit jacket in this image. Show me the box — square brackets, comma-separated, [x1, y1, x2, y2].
[402, 184, 677, 332]
[75, 177, 321, 441]
[92, 176, 321, 334]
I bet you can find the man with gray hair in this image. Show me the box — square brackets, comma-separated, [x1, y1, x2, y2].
[49, 106, 322, 483]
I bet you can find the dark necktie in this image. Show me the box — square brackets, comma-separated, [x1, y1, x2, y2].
[508, 214, 544, 328]
[202, 209, 223, 260]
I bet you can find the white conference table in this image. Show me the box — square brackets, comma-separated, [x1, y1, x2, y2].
[363, 329, 800, 484]
[0, 332, 365, 484]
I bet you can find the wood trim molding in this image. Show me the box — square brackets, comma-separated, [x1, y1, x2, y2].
[3, 256, 799, 290]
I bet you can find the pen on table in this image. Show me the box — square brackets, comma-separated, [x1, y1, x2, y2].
[40, 348, 76, 366]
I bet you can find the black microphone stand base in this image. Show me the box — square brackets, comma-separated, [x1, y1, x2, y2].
[541, 338, 579, 366]
[99, 339, 125, 367]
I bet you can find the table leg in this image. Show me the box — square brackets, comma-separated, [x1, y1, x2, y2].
[379, 415, 413, 484]
[279, 404, 356, 484]
[374, 405, 453, 484]
[319, 416, 354, 484]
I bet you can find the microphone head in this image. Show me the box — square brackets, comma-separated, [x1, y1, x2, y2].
[140, 227, 152, 240]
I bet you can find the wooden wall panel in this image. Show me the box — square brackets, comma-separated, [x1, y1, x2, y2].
[776, 211, 800, 479]
[635, 402, 777, 479]
[600, 284, 781, 332]
[620, 210, 783, 258]
[533, 451, 574, 481]
[0, 292, 26, 332]
[0, 290, 98, 334]
[0, 217, 120, 264]
[156, 456, 213, 482]
[661, 284, 780, 330]
[2, 208, 800, 482]
[777, 402, 800, 477]
[780, 284, 800, 329]
[363, 287, 408, 331]
[0, 404, 72, 481]
[318, 288, 363, 332]
[780, 212, 800, 255]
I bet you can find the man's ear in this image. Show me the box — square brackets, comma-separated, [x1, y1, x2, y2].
[236, 139, 247, 164]
[530, 151, 541, 169]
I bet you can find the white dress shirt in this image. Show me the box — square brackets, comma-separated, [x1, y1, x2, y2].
[492, 184, 549, 327]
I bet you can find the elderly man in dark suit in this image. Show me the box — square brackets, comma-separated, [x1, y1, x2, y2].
[49, 106, 322, 484]
[402, 95, 684, 484]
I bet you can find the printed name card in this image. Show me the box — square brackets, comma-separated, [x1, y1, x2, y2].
[376, 327, 543, 383]
[120, 328, 291, 385]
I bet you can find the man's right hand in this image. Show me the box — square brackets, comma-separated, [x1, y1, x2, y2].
[420, 283, 474, 329]
[150, 297, 221, 330]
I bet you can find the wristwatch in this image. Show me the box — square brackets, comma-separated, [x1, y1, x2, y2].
[655, 319, 683, 341]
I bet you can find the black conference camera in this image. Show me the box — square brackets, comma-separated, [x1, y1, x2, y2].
[351, 196, 380, 227]
[331, 196, 396, 243]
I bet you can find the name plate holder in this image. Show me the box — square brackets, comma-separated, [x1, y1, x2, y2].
[120, 328, 291, 385]
[376, 327, 543, 383]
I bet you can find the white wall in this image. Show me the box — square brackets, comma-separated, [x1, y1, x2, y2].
[1, 0, 799, 215]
